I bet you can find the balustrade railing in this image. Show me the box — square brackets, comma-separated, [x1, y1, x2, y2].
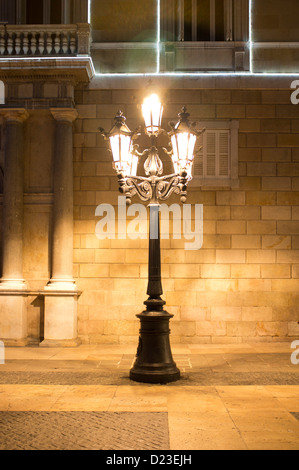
[0, 23, 90, 56]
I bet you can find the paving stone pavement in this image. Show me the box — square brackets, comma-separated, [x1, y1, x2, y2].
[0, 411, 169, 450]
[0, 369, 298, 386]
[1, 351, 298, 386]
[0, 344, 299, 450]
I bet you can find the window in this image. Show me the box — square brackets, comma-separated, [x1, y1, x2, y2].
[0, 0, 17, 24]
[26, 0, 62, 24]
[176, 0, 231, 42]
[191, 121, 239, 187]
[160, 0, 249, 72]
[161, 0, 236, 42]
[26, 0, 44, 24]
[0, 0, 73, 25]
[50, 0, 63, 24]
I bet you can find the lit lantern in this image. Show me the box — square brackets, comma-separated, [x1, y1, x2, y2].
[102, 111, 134, 176]
[170, 107, 198, 178]
[142, 93, 163, 136]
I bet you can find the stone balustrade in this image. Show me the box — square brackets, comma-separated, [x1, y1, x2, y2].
[0, 23, 90, 56]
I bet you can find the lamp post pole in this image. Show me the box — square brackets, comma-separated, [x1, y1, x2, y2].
[130, 202, 180, 383]
[99, 94, 203, 384]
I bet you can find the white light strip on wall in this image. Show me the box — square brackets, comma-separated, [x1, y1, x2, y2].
[157, 0, 160, 74]
[0, 57, 92, 61]
[90, 72, 299, 77]
[0, 56, 96, 76]
[88, 0, 91, 24]
[0, 57, 297, 77]
[249, 0, 253, 73]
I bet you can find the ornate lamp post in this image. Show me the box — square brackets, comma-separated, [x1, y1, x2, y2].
[99, 94, 203, 383]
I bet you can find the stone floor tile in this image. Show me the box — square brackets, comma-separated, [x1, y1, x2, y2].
[5, 348, 62, 360]
[264, 385, 299, 398]
[216, 385, 288, 412]
[229, 410, 299, 433]
[251, 343, 294, 354]
[275, 398, 299, 412]
[241, 431, 299, 450]
[167, 386, 227, 412]
[49, 349, 98, 361]
[0, 385, 68, 411]
[108, 385, 168, 412]
[168, 411, 248, 450]
[50, 385, 117, 411]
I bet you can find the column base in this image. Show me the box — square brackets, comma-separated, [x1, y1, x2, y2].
[43, 289, 80, 346]
[45, 279, 77, 291]
[0, 293, 28, 345]
[130, 310, 181, 384]
[0, 279, 27, 290]
[0, 338, 29, 347]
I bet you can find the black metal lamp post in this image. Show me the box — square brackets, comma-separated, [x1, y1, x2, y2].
[99, 94, 203, 384]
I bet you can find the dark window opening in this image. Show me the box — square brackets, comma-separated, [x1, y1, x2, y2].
[197, 0, 210, 41]
[184, 0, 192, 41]
[215, 0, 225, 41]
[174, 0, 233, 42]
[26, 0, 44, 24]
[51, 0, 62, 24]
[0, 0, 16, 23]
[0, 0, 64, 25]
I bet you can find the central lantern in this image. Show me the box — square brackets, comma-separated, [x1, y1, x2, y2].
[142, 93, 164, 136]
[99, 94, 204, 384]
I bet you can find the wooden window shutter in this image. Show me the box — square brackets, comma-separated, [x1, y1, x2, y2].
[218, 130, 230, 177]
[194, 128, 230, 179]
[194, 132, 203, 177]
[206, 130, 217, 177]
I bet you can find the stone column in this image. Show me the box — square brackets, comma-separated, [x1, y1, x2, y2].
[0, 109, 28, 287]
[48, 108, 78, 290]
[0, 108, 29, 345]
[42, 108, 80, 347]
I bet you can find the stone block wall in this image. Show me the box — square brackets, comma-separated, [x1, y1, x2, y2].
[252, 0, 299, 42]
[251, 0, 299, 72]
[73, 86, 299, 344]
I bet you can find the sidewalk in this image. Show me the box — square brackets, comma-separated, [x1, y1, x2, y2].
[0, 342, 299, 450]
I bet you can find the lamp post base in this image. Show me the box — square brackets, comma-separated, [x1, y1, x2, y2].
[130, 310, 180, 384]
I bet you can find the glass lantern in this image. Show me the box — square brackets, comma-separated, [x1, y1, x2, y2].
[107, 111, 134, 176]
[170, 107, 198, 178]
[142, 93, 163, 137]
